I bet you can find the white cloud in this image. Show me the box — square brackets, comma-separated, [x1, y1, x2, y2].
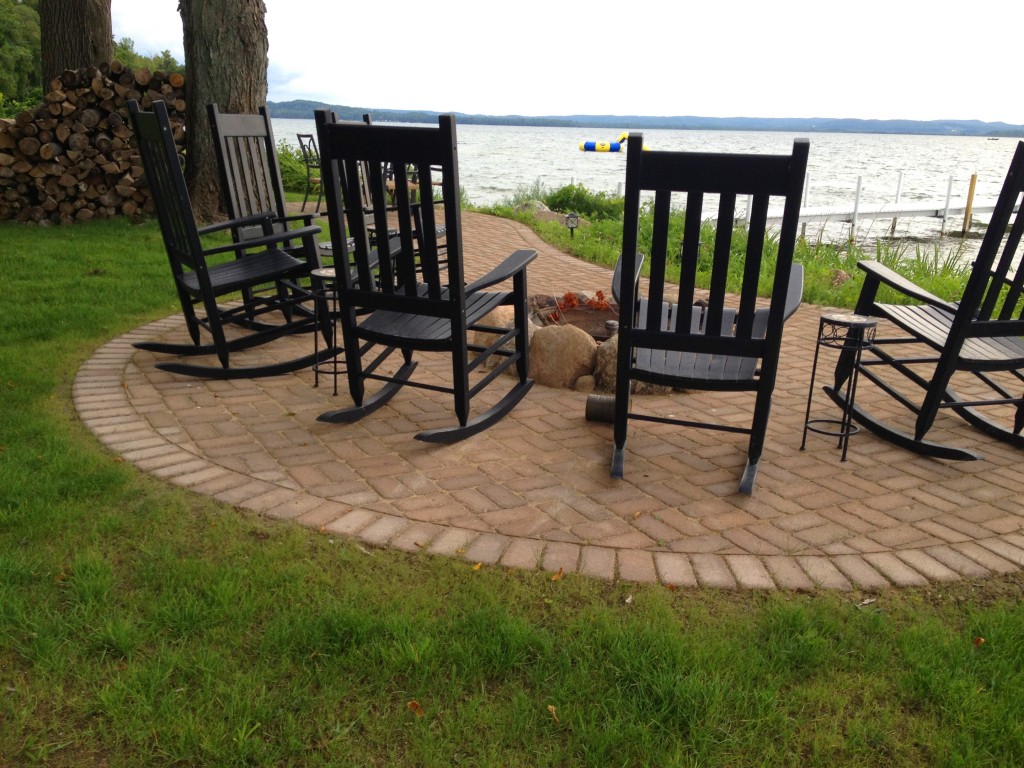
[111, 0, 1024, 124]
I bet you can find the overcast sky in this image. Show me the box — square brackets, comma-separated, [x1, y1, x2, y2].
[111, 0, 1023, 125]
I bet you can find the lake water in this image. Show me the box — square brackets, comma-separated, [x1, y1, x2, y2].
[274, 118, 1021, 247]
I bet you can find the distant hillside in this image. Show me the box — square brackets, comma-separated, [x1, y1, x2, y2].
[267, 100, 1024, 137]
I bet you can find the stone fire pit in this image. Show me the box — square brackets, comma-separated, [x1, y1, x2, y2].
[474, 293, 669, 394]
[525, 291, 621, 392]
[529, 292, 619, 341]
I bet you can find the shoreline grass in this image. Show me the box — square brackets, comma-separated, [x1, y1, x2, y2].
[1, 216, 1022, 766]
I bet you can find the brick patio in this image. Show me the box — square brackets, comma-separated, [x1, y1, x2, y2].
[72, 211, 1024, 590]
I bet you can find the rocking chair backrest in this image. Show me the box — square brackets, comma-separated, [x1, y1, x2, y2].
[964, 140, 1024, 325]
[620, 134, 809, 375]
[297, 133, 320, 172]
[207, 103, 289, 240]
[128, 99, 206, 281]
[315, 111, 461, 310]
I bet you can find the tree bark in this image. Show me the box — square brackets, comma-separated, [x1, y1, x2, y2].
[38, 0, 112, 86]
[178, 0, 269, 222]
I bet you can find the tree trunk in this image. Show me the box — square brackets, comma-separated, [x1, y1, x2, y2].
[38, 0, 112, 86]
[178, 0, 269, 223]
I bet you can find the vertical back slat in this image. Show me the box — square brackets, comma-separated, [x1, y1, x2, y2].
[705, 194, 736, 337]
[736, 193, 770, 338]
[645, 190, 671, 331]
[392, 161, 422, 296]
[417, 163, 443, 291]
[992, 193, 1024, 320]
[676, 192, 703, 313]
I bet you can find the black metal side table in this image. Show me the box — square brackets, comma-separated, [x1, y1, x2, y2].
[801, 312, 877, 461]
[311, 267, 343, 396]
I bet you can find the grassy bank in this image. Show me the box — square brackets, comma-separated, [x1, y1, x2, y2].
[2, 217, 1022, 767]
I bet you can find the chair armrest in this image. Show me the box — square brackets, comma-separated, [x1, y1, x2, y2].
[611, 253, 645, 305]
[783, 263, 804, 321]
[858, 260, 957, 311]
[466, 249, 537, 293]
[278, 212, 320, 226]
[197, 212, 276, 237]
[203, 224, 322, 257]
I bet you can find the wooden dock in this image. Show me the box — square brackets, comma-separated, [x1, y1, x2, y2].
[761, 172, 1013, 237]
[765, 201, 1001, 235]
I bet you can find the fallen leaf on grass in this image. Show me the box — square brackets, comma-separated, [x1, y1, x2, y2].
[551, 567, 564, 581]
[407, 700, 425, 717]
[665, 583, 677, 592]
[624, 594, 634, 605]
[472, 562, 482, 571]
[547, 704, 559, 723]
[974, 636, 986, 647]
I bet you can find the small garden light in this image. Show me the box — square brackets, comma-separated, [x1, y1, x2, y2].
[564, 212, 580, 238]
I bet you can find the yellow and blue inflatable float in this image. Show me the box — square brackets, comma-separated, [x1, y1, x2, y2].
[578, 132, 648, 152]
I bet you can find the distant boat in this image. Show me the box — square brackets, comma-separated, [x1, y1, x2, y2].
[988, 137, 1000, 140]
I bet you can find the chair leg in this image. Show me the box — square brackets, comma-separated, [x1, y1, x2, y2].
[513, 271, 530, 382]
[915, 359, 957, 441]
[610, 386, 630, 479]
[451, 343, 471, 428]
[171, 286, 203, 346]
[205, 302, 231, 369]
[739, 460, 759, 495]
[302, 178, 311, 212]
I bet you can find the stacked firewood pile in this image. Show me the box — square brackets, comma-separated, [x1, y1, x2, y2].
[0, 62, 185, 224]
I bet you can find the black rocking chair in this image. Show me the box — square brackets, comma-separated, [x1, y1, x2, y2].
[314, 110, 537, 443]
[296, 133, 323, 213]
[829, 139, 1024, 460]
[609, 134, 809, 493]
[128, 99, 334, 379]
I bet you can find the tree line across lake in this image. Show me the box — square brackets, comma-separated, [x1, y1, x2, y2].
[267, 99, 1024, 137]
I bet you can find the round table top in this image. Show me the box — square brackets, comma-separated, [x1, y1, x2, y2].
[311, 267, 336, 279]
[820, 311, 877, 329]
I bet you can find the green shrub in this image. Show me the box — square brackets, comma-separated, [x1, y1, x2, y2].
[275, 140, 309, 194]
[543, 183, 624, 221]
[502, 179, 550, 207]
[0, 87, 42, 119]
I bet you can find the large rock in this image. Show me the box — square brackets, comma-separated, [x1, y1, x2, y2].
[593, 334, 671, 394]
[471, 306, 532, 371]
[528, 324, 597, 389]
[471, 306, 516, 348]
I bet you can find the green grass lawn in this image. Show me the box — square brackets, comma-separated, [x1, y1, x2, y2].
[2, 217, 1023, 767]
